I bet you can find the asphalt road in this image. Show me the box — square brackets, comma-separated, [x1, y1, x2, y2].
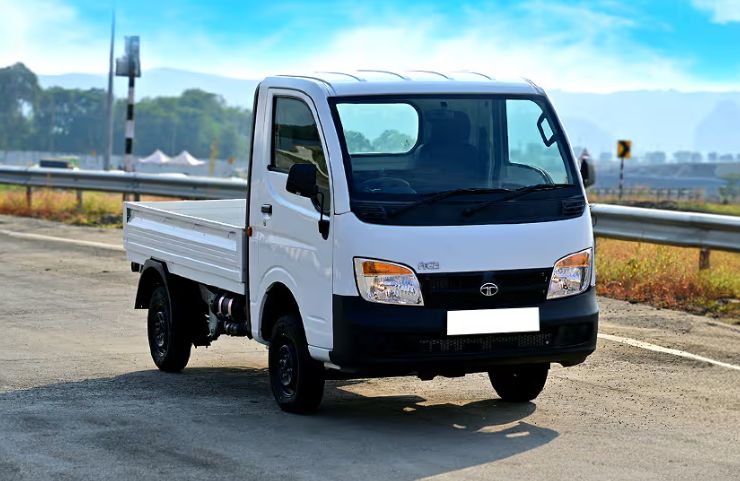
[0, 215, 738, 481]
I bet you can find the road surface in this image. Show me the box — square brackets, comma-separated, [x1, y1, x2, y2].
[0, 215, 738, 481]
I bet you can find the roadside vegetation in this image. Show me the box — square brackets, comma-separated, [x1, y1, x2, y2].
[0, 186, 122, 226]
[596, 239, 739, 322]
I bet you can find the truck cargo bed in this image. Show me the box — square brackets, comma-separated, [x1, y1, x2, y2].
[123, 199, 247, 293]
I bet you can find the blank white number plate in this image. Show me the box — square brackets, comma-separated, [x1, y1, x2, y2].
[447, 307, 540, 336]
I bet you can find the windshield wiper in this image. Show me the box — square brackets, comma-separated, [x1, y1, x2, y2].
[387, 187, 513, 218]
[461, 183, 574, 217]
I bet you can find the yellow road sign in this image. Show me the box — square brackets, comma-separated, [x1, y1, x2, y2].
[617, 140, 632, 159]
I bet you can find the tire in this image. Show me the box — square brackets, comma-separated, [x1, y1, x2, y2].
[147, 284, 191, 372]
[269, 315, 325, 414]
[488, 363, 549, 402]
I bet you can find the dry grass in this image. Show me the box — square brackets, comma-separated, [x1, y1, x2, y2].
[596, 238, 740, 322]
[0, 186, 123, 226]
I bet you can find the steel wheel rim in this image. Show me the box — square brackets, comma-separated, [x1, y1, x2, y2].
[277, 343, 296, 397]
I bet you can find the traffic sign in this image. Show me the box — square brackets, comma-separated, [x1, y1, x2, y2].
[617, 140, 632, 159]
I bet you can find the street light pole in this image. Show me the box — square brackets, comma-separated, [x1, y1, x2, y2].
[104, 10, 115, 171]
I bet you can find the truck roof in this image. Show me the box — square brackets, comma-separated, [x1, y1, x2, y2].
[265, 70, 544, 97]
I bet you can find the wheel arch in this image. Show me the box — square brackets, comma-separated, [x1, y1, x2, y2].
[134, 259, 170, 309]
[260, 282, 302, 343]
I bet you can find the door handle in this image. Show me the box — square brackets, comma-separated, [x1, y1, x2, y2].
[261, 204, 272, 215]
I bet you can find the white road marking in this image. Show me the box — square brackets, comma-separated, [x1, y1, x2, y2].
[598, 333, 740, 372]
[0, 229, 124, 252]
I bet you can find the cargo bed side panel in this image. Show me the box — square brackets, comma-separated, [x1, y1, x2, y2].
[124, 202, 246, 294]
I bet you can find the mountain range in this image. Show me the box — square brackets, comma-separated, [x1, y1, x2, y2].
[39, 68, 740, 157]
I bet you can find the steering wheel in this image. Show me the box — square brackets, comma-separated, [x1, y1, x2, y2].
[357, 177, 416, 194]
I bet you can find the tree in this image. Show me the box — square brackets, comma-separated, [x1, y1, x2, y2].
[33, 87, 106, 153]
[0, 63, 252, 162]
[372, 129, 414, 153]
[113, 89, 251, 160]
[0, 62, 40, 149]
[344, 130, 372, 153]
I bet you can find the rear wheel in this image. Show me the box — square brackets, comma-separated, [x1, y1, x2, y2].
[268, 315, 325, 414]
[147, 284, 191, 372]
[488, 363, 549, 402]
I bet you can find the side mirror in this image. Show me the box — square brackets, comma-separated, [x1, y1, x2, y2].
[286, 163, 318, 198]
[580, 158, 596, 188]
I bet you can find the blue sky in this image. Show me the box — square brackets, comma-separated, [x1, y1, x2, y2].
[1, 0, 739, 91]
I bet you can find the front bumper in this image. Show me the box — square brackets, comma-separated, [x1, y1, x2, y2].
[329, 288, 598, 377]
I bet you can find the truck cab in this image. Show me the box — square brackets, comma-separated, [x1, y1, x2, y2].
[124, 70, 598, 413]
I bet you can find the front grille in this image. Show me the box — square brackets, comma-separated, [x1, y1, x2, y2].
[408, 332, 554, 354]
[418, 268, 552, 309]
[362, 323, 594, 358]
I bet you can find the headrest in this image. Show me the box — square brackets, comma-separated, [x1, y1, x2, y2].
[427, 110, 471, 144]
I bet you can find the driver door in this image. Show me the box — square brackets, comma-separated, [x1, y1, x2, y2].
[249, 89, 334, 350]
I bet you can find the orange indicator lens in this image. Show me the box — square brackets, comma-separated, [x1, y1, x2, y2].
[361, 261, 412, 276]
[556, 251, 590, 268]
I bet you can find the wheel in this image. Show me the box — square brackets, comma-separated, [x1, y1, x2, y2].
[147, 284, 191, 372]
[488, 363, 549, 402]
[269, 315, 325, 414]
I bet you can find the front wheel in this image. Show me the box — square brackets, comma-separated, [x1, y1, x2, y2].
[269, 315, 325, 414]
[488, 363, 549, 402]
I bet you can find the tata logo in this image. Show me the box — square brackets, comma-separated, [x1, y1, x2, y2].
[480, 283, 499, 297]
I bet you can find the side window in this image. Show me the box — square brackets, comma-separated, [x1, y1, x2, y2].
[272, 96, 330, 213]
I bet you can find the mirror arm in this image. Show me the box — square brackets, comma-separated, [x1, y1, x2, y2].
[315, 191, 330, 240]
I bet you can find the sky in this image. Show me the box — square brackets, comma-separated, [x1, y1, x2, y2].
[1, 0, 739, 92]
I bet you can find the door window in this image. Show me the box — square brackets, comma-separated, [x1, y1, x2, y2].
[272, 96, 330, 213]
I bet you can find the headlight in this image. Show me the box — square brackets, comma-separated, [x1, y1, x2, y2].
[353, 258, 424, 306]
[546, 248, 593, 300]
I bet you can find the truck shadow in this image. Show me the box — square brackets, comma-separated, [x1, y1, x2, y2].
[0, 367, 558, 480]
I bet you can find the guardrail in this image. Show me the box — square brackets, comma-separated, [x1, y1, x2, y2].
[1, 166, 738, 261]
[590, 204, 739, 256]
[0, 165, 247, 199]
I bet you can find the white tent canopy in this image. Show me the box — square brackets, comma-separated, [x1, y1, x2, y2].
[170, 151, 206, 166]
[137, 149, 171, 164]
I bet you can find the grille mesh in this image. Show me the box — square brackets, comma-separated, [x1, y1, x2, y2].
[418, 268, 552, 309]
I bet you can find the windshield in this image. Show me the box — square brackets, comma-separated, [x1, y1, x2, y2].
[334, 95, 575, 195]
[331, 94, 582, 225]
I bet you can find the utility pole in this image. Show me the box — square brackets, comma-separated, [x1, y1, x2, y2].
[115, 35, 141, 173]
[104, 9, 115, 171]
[115, 35, 141, 200]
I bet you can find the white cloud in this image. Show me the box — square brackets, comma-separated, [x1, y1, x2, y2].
[1, 0, 738, 93]
[0, 0, 109, 74]
[691, 0, 740, 23]
[277, 3, 736, 93]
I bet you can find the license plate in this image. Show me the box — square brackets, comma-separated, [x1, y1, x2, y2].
[447, 307, 540, 336]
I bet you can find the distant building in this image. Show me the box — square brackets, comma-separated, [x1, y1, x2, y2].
[598, 152, 612, 162]
[691, 152, 703, 163]
[708, 152, 718, 162]
[644, 151, 667, 164]
[719, 153, 735, 161]
[673, 151, 693, 163]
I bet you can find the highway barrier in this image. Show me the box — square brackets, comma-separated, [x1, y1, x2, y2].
[2, 166, 739, 260]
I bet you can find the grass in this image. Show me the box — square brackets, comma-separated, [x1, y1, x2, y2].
[0, 186, 123, 227]
[596, 238, 740, 322]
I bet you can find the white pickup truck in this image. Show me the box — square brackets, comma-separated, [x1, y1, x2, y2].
[124, 70, 598, 413]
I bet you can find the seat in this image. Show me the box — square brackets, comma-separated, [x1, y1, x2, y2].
[415, 110, 479, 186]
